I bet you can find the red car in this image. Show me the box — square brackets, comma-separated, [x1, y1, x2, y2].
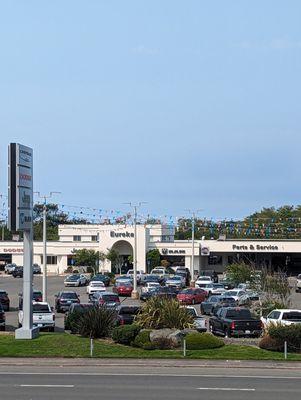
[177, 288, 207, 305]
[113, 282, 133, 297]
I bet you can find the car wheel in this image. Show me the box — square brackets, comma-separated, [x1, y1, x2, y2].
[48, 327, 55, 332]
[224, 328, 231, 338]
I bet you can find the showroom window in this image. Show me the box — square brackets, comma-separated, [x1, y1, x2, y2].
[40, 256, 57, 265]
[73, 235, 81, 241]
[91, 235, 98, 242]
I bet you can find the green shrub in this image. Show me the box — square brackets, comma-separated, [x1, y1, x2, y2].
[152, 337, 175, 350]
[186, 332, 224, 350]
[76, 306, 117, 339]
[135, 297, 193, 330]
[259, 335, 283, 352]
[64, 310, 83, 333]
[133, 330, 155, 350]
[112, 324, 141, 345]
[267, 324, 301, 353]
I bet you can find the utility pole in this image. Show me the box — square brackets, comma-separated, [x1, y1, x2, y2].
[0, 194, 8, 241]
[125, 202, 147, 299]
[35, 192, 61, 302]
[186, 209, 202, 287]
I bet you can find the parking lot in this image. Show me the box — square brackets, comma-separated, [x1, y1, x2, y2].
[0, 274, 300, 333]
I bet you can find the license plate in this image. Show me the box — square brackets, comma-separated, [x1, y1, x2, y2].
[245, 330, 251, 334]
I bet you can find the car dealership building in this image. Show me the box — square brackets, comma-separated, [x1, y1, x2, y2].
[0, 224, 300, 275]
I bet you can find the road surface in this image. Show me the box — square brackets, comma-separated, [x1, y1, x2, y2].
[0, 358, 300, 399]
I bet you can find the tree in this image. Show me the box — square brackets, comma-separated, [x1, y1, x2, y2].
[226, 263, 255, 286]
[146, 249, 161, 272]
[72, 249, 100, 273]
[106, 248, 123, 274]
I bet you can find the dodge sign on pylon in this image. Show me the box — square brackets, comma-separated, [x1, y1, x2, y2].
[8, 143, 33, 232]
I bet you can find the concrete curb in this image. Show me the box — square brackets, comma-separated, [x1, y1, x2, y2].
[0, 357, 300, 370]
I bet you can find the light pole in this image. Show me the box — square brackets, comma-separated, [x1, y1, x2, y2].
[186, 209, 202, 287]
[124, 202, 146, 299]
[35, 192, 61, 302]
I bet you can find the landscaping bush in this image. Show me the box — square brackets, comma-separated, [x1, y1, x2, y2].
[76, 306, 117, 339]
[152, 337, 175, 350]
[133, 330, 155, 350]
[185, 332, 224, 350]
[259, 335, 283, 352]
[135, 297, 193, 330]
[64, 310, 83, 333]
[112, 324, 141, 345]
[267, 324, 301, 353]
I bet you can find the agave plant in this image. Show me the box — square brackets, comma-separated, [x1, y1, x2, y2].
[135, 297, 193, 329]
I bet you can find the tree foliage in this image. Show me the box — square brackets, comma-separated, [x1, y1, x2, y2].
[72, 249, 101, 271]
[146, 249, 161, 272]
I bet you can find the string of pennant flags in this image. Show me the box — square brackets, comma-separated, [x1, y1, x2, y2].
[2, 197, 301, 237]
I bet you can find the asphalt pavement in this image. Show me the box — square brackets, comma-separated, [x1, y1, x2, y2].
[0, 358, 300, 399]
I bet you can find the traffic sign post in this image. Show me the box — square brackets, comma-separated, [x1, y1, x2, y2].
[8, 143, 38, 339]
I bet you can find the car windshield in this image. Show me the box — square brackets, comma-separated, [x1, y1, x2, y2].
[198, 277, 211, 281]
[213, 284, 224, 288]
[180, 289, 194, 294]
[185, 308, 197, 317]
[33, 304, 50, 313]
[66, 275, 79, 281]
[208, 296, 220, 302]
[225, 309, 252, 319]
[227, 291, 238, 296]
[119, 307, 140, 315]
[91, 282, 104, 286]
[282, 312, 301, 321]
[61, 293, 78, 299]
[92, 276, 106, 281]
[103, 295, 119, 302]
[0, 292, 7, 297]
[169, 277, 181, 281]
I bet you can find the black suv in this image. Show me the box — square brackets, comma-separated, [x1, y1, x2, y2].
[12, 266, 23, 278]
[0, 303, 5, 331]
[55, 291, 80, 313]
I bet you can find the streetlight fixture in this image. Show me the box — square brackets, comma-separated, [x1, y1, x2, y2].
[35, 192, 61, 302]
[124, 202, 147, 299]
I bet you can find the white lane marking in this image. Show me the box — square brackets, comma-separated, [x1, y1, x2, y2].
[198, 387, 255, 391]
[0, 372, 300, 379]
[19, 384, 74, 388]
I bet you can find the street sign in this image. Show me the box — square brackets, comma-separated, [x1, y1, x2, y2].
[8, 143, 33, 232]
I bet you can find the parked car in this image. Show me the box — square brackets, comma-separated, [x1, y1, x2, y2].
[261, 309, 301, 327]
[141, 282, 161, 293]
[195, 276, 213, 288]
[202, 283, 226, 296]
[64, 274, 88, 287]
[0, 291, 10, 311]
[4, 263, 17, 274]
[33, 264, 42, 274]
[140, 286, 161, 301]
[113, 281, 133, 297]
[115, 275, 133, 285]
[19, 302, 55, 331]
[116, 306, 141, 325]
[211, 296, 237, 315]
[90, 292, 120, 308]
[55, 291, 80, 313]
[175, 271, 190, 286]
[143, 275, 162, 285]
[238, 292, 260, 306]
[165, 276, 185, 289]
[19, 291, 43, 310]
[86, 280, 106, 295]
[126, 270, 146, 284]
[12, 266, 23, 278]
[296, 274, 301, 293]
[155, 286, 179, 299]
[184, 306, 207, 332]
[209, 307, 263, 337]
[90, 274, 110, 286]
[177, 288, 207, 305]
[0, 304, 5, 331]
[219, 278, 235, 290]
[224, 289, 246, 302]
[200, 295, 222, 315]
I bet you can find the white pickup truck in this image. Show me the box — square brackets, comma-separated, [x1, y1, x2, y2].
[18, 302, 55, 331]
[261, 309, 301, 327]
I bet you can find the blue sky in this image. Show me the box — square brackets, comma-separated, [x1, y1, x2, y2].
[0, 1, 300, 220]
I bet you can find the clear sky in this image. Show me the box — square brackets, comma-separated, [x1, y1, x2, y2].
[0, 1, 300, 220]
